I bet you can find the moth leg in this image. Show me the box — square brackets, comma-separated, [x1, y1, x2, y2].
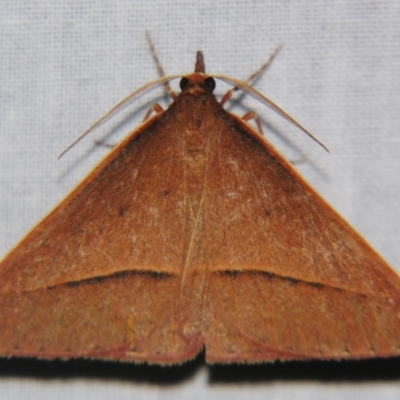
[93, 105, 175, 148]
[220, 44, 283, 108]
[143, 103, 164, 121]
[219, 89, 234, 107]
[146, 32, 178, 101]
[242, 111, 264, 136]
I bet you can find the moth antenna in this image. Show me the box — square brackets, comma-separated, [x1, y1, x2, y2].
[58, 74, 182, 159]
[214, 74, 329, 152]
[145, 31, 177, 100]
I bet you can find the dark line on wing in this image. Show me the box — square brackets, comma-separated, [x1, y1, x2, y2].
[215, 269, 369, 297]
[41, 270, 175, 292]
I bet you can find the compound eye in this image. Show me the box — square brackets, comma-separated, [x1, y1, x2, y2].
[180, 77, 189, 91]
[205, 77, 216, 92]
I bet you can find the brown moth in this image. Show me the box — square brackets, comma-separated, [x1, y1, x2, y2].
[0, 48, 399, 365]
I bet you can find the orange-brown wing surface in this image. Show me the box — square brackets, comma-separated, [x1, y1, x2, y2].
[0, 98, 210, 364]
[0, 83, 399, 365]
[198, 111, 400, 363]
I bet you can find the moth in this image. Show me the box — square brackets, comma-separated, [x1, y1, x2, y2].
[0, 41, 399, 365]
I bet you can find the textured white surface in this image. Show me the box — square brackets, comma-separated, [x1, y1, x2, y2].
[0, 0, 400, 398]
